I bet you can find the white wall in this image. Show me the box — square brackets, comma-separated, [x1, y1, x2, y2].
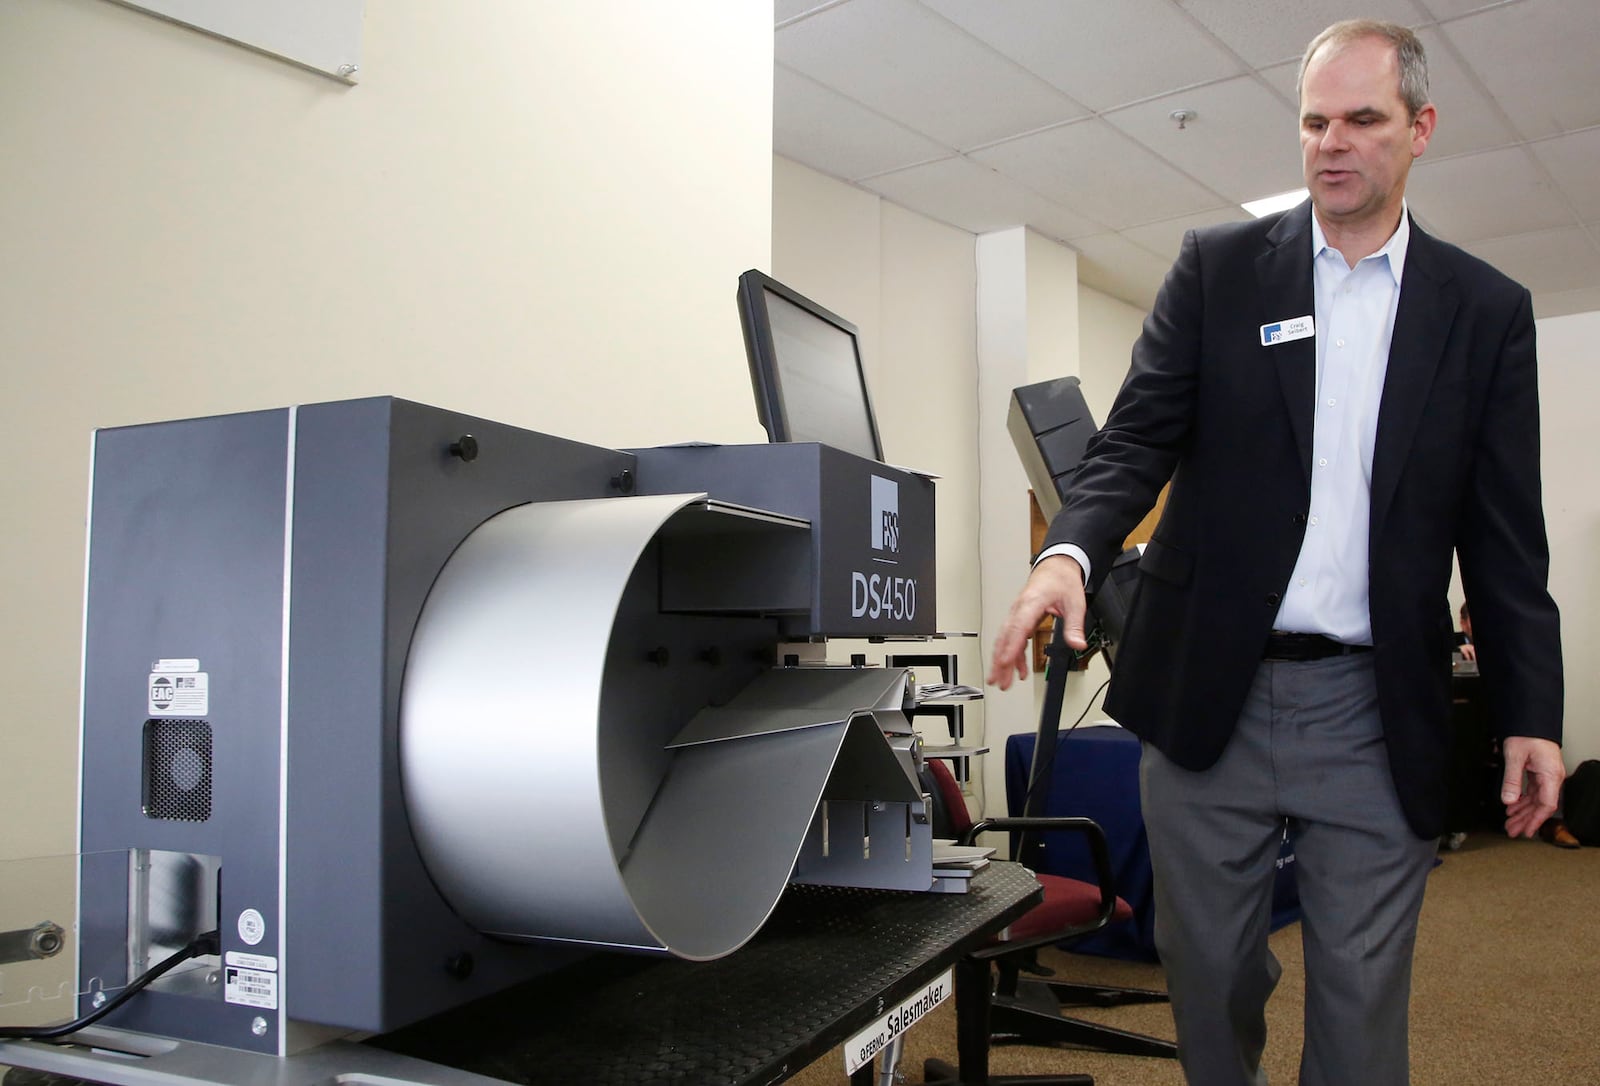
[0, 0, 773, 859]
[1534, 311, 1600, 769]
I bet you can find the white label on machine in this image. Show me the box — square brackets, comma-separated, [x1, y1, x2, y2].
[224, 966, 278, 1010]
[151, 659, 200, 673]
[843, 968, 952, 1075]
[237, 908, 266, 946]
[225, 951, 278, 972]
[148, 671, 208, 716]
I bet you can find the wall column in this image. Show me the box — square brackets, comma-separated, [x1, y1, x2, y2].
[976, 228, 1113, 827]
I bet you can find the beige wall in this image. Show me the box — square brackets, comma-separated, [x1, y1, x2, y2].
[772, 157, 992, 803]
[974, 229, 1101, 821]
[771, 157, 883, 377]
[768, 167, 1188, 818]
[879, 203, 984, 628]
[0, 0, 773, 859]
[769, 196, 1122, 820]
[1076, 286, 1147, 425]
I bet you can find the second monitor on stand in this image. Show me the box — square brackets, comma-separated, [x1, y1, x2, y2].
[1007, 375, 1143, 657]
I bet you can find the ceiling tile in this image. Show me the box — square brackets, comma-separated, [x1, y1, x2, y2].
[920, 0, 1245, 112]
[1070, 232, 1174, 308]
[775, 0, 1087, 149]
[971, 118, 1226, 230]
[1101, 76, 1304, 204]
[1436, 0, 1600, 139]
[1531, 284, 1600, 320]
[1121, 207, 1255, 265]
[774, 66, 952, 181]
[1529, 129, 1600, 222]
[1461, 226, 1600, 295]
[861, 156, 1106, 240]
[1411, 25, 1520, 160]
[771, 0, 1600, 320]
[1418, 0, 1519, 17]
[1406, 145, 1577, 243]
[775, 0, 836, 22]
[1177, 0, 1432, 67]
[1257, 59, 1301, 103]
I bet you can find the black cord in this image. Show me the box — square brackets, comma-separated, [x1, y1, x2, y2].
[0, 930, 220, 1042]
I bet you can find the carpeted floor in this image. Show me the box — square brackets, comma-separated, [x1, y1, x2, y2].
[787, 833, 1599, 1084]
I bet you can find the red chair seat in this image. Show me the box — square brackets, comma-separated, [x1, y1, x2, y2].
[997, 873, 1134, 945]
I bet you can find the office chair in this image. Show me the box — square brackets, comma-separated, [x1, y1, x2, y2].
[917, 758, 1175, 1085]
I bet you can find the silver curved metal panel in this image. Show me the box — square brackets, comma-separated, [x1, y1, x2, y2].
[401, 494, 934, 960]
[400, 495, 702, 952]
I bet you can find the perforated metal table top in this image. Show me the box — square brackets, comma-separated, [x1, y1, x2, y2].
[373, 862, 1041, 1086]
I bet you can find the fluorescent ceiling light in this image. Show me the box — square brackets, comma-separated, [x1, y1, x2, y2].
[1241, 188, 1308, 217]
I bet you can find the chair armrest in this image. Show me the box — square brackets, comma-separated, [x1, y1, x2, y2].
[964, 815, 1101, 841]
[962, 816, 1120, 938]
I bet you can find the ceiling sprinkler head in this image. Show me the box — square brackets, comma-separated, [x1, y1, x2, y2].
[1170, 109, 1196, 130]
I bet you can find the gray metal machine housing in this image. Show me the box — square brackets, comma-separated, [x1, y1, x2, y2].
[38, 396, 942, 1062]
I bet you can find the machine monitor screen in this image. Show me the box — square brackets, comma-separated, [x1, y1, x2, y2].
[737, 269, 884, 462]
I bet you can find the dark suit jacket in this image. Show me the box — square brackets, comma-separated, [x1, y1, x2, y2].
[1046, 202, 1563, 838]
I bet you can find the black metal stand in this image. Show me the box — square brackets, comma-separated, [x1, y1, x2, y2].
[921, 955, 1094, 1086]
[1016, 621, 1074, 870]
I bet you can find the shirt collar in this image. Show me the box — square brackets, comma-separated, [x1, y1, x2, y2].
[1310, 201, 1410, 285]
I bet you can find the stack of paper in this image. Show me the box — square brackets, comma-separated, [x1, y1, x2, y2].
[929, 839, 996, 893]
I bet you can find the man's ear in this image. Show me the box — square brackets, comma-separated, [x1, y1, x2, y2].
[1411, 103, 1437, 158]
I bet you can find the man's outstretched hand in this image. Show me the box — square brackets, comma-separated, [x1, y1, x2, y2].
[987, 555, 1090, 690]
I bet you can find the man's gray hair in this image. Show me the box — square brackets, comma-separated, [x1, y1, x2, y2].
[1297, 19, 1430, 120]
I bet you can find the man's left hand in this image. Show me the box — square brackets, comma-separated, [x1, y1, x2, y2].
[1501, 736, 1565, 838]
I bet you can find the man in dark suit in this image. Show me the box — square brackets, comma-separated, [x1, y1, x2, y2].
[988, 19, 1564, 1086]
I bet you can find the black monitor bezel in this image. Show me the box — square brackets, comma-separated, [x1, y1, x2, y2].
[736, 269, 885, 462]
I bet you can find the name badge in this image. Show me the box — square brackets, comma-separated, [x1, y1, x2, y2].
[1260, 315, 1315, 346]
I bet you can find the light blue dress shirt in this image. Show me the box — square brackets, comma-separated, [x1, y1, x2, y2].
[1274, 207, 1409, 644]
[1038, 206, 1411, 647]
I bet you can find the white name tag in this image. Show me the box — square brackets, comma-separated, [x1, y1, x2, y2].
[1260, 315, 1315, 346]
[844, 969, 953, 1075]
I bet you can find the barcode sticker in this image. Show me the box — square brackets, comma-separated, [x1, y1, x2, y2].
[224, 966, 278, 1009]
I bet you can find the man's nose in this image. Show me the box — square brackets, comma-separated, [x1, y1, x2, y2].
[1319, 121, 1352, 151]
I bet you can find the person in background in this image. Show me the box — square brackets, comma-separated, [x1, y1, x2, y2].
[988, 19, 1564, 1086]
[1456, 599, 1476, 661]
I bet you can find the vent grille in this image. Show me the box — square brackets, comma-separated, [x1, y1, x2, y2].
[143, 719, 213, 822]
